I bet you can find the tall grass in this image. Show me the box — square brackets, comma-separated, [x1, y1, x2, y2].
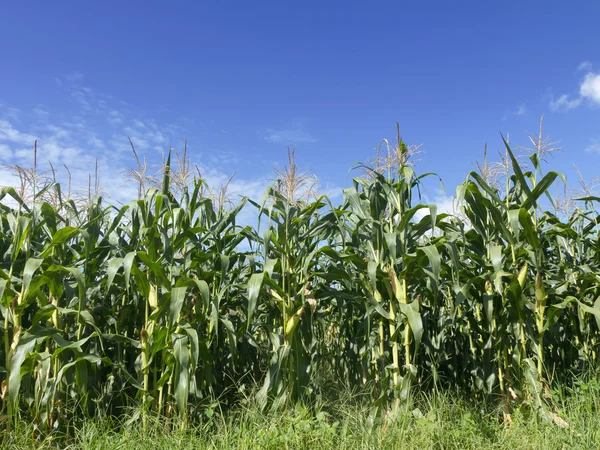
[5, 378, 600, 449]
[1, 128, 599, 439]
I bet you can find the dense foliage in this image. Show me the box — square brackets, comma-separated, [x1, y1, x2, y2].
[1, 138, 599, 433]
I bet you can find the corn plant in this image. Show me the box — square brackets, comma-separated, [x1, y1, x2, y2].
[1, 129, 600, 434]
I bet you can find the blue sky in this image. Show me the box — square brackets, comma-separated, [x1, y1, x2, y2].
[1, 1, 599, 212]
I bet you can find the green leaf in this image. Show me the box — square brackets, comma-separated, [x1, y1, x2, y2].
[23, 258, 44, 294]
[123, 251, 136, 292]
[420, 244, 440, 283]
[195, 279, 210, 313]
[173, 333, 190, 417]
[169, 287, 188, 326]
[0, 186, 29, 211]
[502, 136, 534, 205]
[521, 171, 564, 211]
[106, 257, 124, 293]
[247, 272, 264, 329]
[519, 207, 541, 250]
[399, 300, 423, 351]
[8, 333, 37, 403]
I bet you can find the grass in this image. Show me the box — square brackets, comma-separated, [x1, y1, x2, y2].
[4, 378, 600, 450]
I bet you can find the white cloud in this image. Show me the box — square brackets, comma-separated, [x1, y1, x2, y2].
[264, 128, 319, 145]
[0, 119, 38, 144]
[45, 125, 71, 139]
[208, 150, 241, 166]
[430, 195, 457, 218]
[514, 104, 526, 116]
[33, 105, 50, 118]
[128, 136, 150, 150]
[144, 130, 167, 147]
[501, 104, 527, 121]
[71, 89, 92, 110]
[0, 76, 274, 218]
[0, 106, 20, 121]
[578, 61, 592, 72]
[550, 65, 600, 112]
[87, 135, 106, 149]
[108, 110, 123, 125]
[580, 72, 600, 105]
[0, 143, 13, 161]
[414, 194, 458, 222]
[319, 183, 343, 201]
[549, 94, 582, 112]
[585, 139, 600, 154]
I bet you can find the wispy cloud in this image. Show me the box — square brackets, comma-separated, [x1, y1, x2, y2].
[585, 139, 600, 154]
[578, 61, 592, 72]
[580, 72, 600, 105]
[550, 62, 600, 112]
[108, 110, 124, 125]
[0, 143, 13, 161]
[33, 105, 50, 118]
[0, 104, 20, 122]
[0, 72, 275, 215]
[0, 119, 38, 145]
[263, 128, 319, 145]
[208, 150, 241, 166]
[514, 104, 527, 116]
[501, 103, 527, 121]
[549, 94, 582, 112]
[87, 134, 106, 150]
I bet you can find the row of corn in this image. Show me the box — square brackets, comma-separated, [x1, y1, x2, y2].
[0, 140, 599, 431]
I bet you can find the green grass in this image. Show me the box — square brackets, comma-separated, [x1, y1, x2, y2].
[4, 380, 600, 450]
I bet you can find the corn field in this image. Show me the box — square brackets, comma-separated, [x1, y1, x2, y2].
[1, 135, 599, 432]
